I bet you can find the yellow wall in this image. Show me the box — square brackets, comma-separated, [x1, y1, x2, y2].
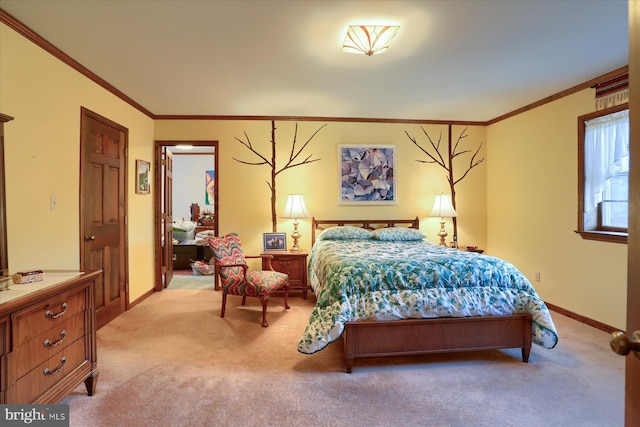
[487, 90, 627, 329]
[1, 21, 626, 329]
[0, 24, 155, 303]
[154, 120, 487, 256]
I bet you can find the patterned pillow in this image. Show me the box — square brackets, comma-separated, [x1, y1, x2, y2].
[317, 226, 374, 241]
[372, 227, 425, 241]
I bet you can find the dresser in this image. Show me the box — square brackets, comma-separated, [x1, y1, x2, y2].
[262, 252, 309, 299]
[0, 270, 100, 404]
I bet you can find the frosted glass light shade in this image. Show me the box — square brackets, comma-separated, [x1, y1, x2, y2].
[342, 25, 400, 56]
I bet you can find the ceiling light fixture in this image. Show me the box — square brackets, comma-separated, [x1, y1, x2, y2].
[342, 25, 400, 56]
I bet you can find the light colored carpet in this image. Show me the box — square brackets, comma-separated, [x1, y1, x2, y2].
[167, 273, 215, 290]
[62, 289, 624, 427]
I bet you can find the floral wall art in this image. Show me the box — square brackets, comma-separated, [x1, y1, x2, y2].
[339, 145, 396, 205]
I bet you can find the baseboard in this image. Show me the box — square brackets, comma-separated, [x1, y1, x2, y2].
[546, 302, 620, 334]
[129, 287, 155, 310]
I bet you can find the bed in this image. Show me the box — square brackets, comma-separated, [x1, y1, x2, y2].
[297, 218, 558, 372]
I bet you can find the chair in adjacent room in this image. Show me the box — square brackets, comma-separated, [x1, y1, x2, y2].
[208, 233, 290, 327]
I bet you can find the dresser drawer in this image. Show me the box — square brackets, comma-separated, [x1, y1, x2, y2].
[7, 337, 89, 404]
[0, 315, 7, 355]
[13, 289, 86, 345]
[0, 315, 7, 394]
[12, 312, 86, 380]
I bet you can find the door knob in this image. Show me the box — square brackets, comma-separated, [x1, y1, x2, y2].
[84, 235, 96, 242]
[610, 330, 640, 359]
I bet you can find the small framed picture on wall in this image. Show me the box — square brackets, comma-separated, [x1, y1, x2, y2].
[263, 232, 287, 252]
[135, 159, 150, 194]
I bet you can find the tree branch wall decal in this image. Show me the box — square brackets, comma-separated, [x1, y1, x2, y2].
[234, 120, 326, 232]
[404, 124, 485, 239]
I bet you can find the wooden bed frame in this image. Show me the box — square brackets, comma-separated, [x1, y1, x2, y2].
[311, 218, 533, 373]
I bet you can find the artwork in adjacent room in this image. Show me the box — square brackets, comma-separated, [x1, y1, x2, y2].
[136, 159, 150, 194]
[205, 170, 215, 205]
[339, 145, 396, 205]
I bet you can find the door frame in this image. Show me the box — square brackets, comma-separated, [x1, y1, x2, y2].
[153, 140, 219, 292]
[625, 1, 639, 425]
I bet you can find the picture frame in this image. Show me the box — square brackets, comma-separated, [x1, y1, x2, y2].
[263, 232, 287, 252]
[135, 159, 150, 194]
[338, 144, 397, 205]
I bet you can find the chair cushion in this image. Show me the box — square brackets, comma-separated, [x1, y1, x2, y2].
[245, 271, 288, 296]
[221, 270, 288, 297]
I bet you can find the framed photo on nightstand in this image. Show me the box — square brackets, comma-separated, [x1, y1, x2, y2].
[263, 232, 287, 252]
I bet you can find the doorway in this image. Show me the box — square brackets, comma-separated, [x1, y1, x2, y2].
[154, 141, 218, 291]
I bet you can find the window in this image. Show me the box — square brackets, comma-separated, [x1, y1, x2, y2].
[577, 104, 629, 243]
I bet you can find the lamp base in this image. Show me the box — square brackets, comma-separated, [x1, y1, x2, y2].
[437, 219, 448, 246]
[290, 220, 302, 252]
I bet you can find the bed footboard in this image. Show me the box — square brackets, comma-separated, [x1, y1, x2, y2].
[342, 314, 532, 373]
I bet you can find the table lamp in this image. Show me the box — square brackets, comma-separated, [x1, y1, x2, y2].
[281, 194, 311, 252]
[429, 194, 457, 246]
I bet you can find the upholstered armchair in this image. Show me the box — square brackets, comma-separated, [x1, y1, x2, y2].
[208, 233, 290, 327]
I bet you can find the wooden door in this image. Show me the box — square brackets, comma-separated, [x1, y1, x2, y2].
[163, 148, 174, 287]
[625, 2, 640, 424]
[0, 113, 12, 278]
[80, 107, 127, 329]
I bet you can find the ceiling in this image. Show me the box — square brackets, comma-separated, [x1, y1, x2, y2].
[0, 0, 629, 122]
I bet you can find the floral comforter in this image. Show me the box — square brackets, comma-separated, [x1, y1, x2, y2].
[298, 239, 558, 354]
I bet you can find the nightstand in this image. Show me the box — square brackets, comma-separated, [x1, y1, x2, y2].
[262, 252, 309, 299]
[465, 247, 484, 254]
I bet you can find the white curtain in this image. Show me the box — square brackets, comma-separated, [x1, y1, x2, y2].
[584, 109, 629, 213]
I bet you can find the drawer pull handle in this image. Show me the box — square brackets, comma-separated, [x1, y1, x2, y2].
[43, 330, 67, 348]
[45, 302, 68, 319]
[43, 356, 67, 376]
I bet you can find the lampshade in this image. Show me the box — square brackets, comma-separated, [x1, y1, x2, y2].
[429, 194, 458, 218]
[342, 25, 400, 56]
[281, 194, 310, 219]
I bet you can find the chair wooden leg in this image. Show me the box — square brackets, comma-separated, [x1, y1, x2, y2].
[241, 295, 247, 306]
[284, 284, 291, 310]
[260, 295, 269, 327]
[221, 293, 227, 318]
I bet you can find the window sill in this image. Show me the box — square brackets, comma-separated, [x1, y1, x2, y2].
[575, 230, 627, 244]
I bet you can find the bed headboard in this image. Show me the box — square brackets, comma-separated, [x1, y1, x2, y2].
[311, 217, 420, 245]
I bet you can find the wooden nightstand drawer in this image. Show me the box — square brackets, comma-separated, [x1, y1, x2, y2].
[262, 252, 309, 299]
[270, 257, 304, 282]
